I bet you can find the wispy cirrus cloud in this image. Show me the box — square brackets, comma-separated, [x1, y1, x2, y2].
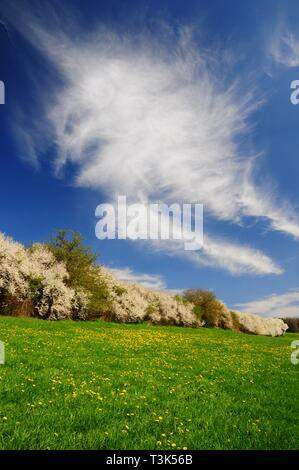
[235, 289, 299, 318]
[192, 235, 283, 275]
[268, 30, 299, 67]
[149, 233, 282, 275]
[2, 1, 298, 275]
[108, 267, 167, 291]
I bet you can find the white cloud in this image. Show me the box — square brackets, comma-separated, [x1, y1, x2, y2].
[108, 267, 167, 290]
[235, 289, 299, 318]
[193, 235, 282, 275]
[3, 4, 299, 274]
[269, 31, 299, 67]
[148, 234, 282, 275]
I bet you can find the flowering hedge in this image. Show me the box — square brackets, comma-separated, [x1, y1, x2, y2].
[0, 231, 289, 335]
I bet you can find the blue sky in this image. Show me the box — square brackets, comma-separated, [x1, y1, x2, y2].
[1, 0, 299, 317]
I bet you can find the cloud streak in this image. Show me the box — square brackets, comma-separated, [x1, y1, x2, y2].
[269, 30, 299, 67]
[108, 267, 167, 291]
[236, 289, 299, 318]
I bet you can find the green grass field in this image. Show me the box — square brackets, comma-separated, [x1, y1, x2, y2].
[0, 316, 298, 450]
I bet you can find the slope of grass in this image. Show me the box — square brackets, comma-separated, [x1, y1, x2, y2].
[0, 316, 298, 450]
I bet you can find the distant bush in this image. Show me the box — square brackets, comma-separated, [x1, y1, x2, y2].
[282, 317, 299, 333]
[113, 285, 127, 297]
[230, 310, 242, 332]
[183, 289, 230, 327]
[192, 304, 203, 320]
[174, 294, 189, 306]
[144, 302, 160, 319]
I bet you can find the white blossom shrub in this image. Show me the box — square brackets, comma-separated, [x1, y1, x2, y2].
[0, 232, 29, 299]
[102, 267, 287, 335]
[101, 268, 203, 327]
[28, 244, 74, 319]
[71, 289, 90, 320]
[0, 233, 88, 319]
[230, 310, 288, 337]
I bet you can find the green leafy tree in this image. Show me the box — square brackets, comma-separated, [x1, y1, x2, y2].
[47, 230, 111, 318]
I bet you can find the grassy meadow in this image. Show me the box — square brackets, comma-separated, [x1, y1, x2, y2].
[0, 315, 298, 450]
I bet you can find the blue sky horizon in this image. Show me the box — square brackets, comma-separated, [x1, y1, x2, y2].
[1, 0, 299, 317]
